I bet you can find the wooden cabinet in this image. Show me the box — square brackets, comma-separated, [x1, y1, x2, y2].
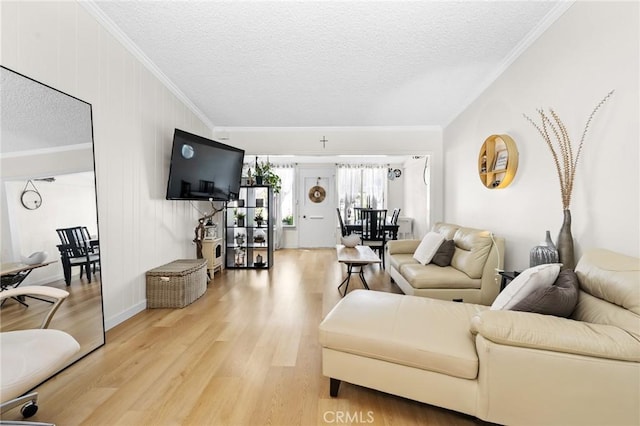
[225, 185, 274, 269]
[201, 237, 223, 277]
[478, 134, 519, 189]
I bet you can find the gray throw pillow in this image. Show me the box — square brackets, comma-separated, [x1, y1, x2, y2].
[431, 239, 456, 267]
[509, 269, 579, 317]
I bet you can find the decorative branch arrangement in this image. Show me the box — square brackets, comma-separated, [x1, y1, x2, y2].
[193, 200, 225, 258]
[523, 90, 614, 209]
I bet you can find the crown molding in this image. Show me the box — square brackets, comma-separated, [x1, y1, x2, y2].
[79, 1, 215, 130]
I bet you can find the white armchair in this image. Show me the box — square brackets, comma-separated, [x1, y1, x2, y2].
[0, 286, 80, 424]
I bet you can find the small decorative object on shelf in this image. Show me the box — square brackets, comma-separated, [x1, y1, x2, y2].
[530, 231, 559, 267]
[256, 198, 264, 207]
[254, 208, 264, 227]
[253, 229, 266, 244]
[234, 247, 245, 266]
[234, 233, 245, 246]
[524, 90, 614, 270]
[236, 211, 246, 227]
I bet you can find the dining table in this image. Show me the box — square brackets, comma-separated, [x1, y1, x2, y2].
[1, 260, 57, 307]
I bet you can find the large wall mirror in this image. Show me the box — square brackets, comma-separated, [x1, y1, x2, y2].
[0, 66, 105, 374]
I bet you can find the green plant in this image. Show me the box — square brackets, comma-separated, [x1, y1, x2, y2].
[254, 208, 264, 222]
[254, 159, 282, 193]
[236, 211, 246, 220]
[282, 215, 294, 225]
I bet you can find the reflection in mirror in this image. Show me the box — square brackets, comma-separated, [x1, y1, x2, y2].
[0, 66, 105, 373]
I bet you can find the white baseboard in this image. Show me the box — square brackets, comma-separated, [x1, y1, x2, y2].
[105, 300, 146, 331]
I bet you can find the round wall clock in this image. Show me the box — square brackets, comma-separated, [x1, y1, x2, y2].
[21, 189, 42, 210]
[21, 180, 43, 210]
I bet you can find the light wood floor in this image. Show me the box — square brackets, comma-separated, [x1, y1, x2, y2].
[2, 249, 488, 425]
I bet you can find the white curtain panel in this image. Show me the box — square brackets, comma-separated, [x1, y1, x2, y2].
[337, 164, 387, 223]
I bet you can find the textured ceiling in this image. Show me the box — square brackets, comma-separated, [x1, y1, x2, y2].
[1, 67, 93, 154]
[92, 1, 565, 128]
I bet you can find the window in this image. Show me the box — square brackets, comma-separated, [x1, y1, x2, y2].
[337, 165, 387, 224]
[273, 166, 295, 226]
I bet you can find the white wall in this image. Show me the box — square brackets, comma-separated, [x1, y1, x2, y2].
[1, 1, 211, 329]
[443, 1, 639, 271]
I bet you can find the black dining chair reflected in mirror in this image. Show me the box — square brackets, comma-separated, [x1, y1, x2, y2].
[56, 227, 100, 285]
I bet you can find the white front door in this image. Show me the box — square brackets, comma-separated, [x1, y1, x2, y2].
[298, 167, 336, 248]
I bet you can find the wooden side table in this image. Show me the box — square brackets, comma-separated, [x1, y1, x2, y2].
[498, 271, 520, 291]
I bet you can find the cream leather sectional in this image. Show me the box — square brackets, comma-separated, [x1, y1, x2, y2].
[319, 248, 640, 425]
[387, 222, 505, 305]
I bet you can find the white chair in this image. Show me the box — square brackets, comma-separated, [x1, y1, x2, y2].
[1, 286, 80, 424]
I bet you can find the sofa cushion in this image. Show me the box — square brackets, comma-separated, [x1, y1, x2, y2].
[432, 222, 460, 240]
[431, 239, 456, 267]
[509, 269, 579, 317]
[389, 253, 419, 271]
[491, 263, 561, 311]
[575, 248, 640, 315]
[450, 227, 493, 279]
[400, 264, 481, 289]
[319, 290, 487, 379]
[413, 232, 445, 265]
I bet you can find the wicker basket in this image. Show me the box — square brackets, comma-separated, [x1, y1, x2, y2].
[146, 259, 207, 308]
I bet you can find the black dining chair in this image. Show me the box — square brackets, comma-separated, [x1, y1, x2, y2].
[360, 209, 388, 268]
[56, 227, 100, 285]
[387, 208, 401, 240]
[336, 208, 350, 237]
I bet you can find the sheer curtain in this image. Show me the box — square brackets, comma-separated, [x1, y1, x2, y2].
[337, 164, 387, 224]
[271, 164, 294, 250]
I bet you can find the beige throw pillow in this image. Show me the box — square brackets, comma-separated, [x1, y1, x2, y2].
[413, 232, 445, 265]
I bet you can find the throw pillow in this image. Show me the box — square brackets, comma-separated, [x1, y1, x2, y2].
[341, 234, 361, 248]
[510, 269, 579, 317]
[431, 239, 455, 267]
[490, 263, 561, 311]
[413, 232, 445, 265]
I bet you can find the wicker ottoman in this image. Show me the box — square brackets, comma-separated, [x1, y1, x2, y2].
[146, 259, 207, 308]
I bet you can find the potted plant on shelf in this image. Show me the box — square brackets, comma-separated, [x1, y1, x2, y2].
[236, 211, 246, 227]
[254, 158, 282, 194]
[254, 208, 264, 227]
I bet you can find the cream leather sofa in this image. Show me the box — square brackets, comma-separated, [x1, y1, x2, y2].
[387, 222, 504, 305]
[319, 248, 640, 425]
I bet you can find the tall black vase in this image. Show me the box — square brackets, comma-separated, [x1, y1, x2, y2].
[557, 209, 575, 270]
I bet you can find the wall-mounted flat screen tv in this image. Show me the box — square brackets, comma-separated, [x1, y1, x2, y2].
[166, 129, 245, 201]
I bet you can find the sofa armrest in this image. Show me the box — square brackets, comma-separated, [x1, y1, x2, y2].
[470, 310, 640, 362]
[386, 239, 421, 255]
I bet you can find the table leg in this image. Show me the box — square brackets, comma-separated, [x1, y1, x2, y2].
[337, 263, 354, 297]
[338, 263, 372, 297]
[358, 267, 370, 290]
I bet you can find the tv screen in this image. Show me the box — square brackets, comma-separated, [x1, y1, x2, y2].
[166, 129, 245, 201]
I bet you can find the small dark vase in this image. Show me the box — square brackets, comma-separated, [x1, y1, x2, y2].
[255, 176, 263, 185]
[557, 209, 575, 270]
